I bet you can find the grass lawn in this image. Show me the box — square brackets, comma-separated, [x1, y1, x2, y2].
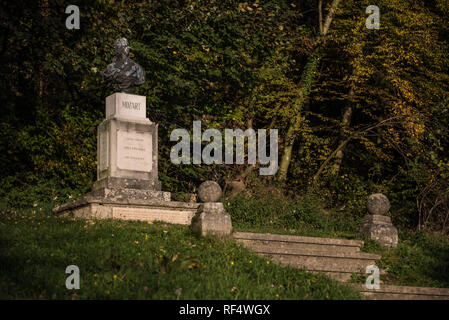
[0, 206, 361, 300]
[2, 193, 448, 300]
[361, 233, 449, 288]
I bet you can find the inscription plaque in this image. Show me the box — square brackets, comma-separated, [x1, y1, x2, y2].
[106, 93, 146, 120]
[117, 129, 152, 172]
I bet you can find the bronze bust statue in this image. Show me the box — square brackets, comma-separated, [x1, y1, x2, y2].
[102, 38, 146, 93]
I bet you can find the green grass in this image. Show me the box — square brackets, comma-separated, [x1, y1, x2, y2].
[359, 232, 449, 288]
[0, 206, 361, 300]
[2, 193, 448, 299]
[225, 194, 362, 240]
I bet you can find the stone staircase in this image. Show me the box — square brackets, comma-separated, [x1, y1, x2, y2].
[233, 231, 449, 300]
[233, 232, 380, 282]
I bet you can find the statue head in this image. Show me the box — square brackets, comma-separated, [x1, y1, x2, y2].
[114, 37, 130, 59]
[103, 37, 146, 93]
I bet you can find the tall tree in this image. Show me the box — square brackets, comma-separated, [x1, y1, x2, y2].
[277, 0, 341, 182]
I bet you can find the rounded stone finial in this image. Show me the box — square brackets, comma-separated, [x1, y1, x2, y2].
[198, 181, 222, 203]
[366, 193, 390, 215]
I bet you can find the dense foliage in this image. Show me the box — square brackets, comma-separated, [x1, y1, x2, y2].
[1, 0, 448, 233]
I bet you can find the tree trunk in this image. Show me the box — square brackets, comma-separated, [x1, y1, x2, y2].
[277, 52, 321, 181]
[332, 18, 368, 174]
[277, 0, 342, 182]
[333, 85, 355, 173]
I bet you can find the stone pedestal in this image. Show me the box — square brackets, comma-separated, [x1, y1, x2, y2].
[360, 214, 398, 248]
[360, 193, 398, 248]
[93, 93, 164, 200]
[54, 196, 199, 225]
[191, 203, 233, 238]
[190, 181, 232, 238]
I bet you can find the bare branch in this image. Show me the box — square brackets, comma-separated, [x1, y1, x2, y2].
[311, 115, 409, 185]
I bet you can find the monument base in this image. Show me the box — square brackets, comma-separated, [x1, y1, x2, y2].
[53, 196, 200, 225]
[88, 187, 170, 202]
[93, 177, 162, 192]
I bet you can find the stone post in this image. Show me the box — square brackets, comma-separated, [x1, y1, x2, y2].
[191, 181, 233, 238]
[360, 193, 398, 248]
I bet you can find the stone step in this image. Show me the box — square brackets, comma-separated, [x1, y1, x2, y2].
[355, 284, 449, 300]
[320, 271, 354, 282]
[236, 238, 361, 254]
[234, 232, 449, 299]
[259, 251, 379, 274]
[233, 232, 381, 281]
[233, 232, 363, 252]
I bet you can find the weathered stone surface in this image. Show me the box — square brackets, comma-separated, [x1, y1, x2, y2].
[361, 194, 398, 248]
[191, 202, 232, 238]
[116, 129, 152, 172]
[233, 231, 383, 282]
[53, 196, 199, 225]
[94, 114, 161, 204]
[97, 117, 159, 182]
[360, 214, 398, 248]
[112, 207, 193, 224]
[236, 239, 361, 254]
[233, 232, 449, 299]
[262, 252, 379, 274]
[88, 187, 170, 201]
[233, 232, 364, 248]
[106, 93, 146, 120]
[93, 176, 161, 191]
[366, 193, 390, 215]
[198, 181, 222, 203]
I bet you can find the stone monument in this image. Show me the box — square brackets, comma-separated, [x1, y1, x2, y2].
[53, 38, 199, 224]
[191, 181, 233, 238]
[360, 193, 398, 248]
[93, 36, 164, 201]
[93, 86, 164, 200]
